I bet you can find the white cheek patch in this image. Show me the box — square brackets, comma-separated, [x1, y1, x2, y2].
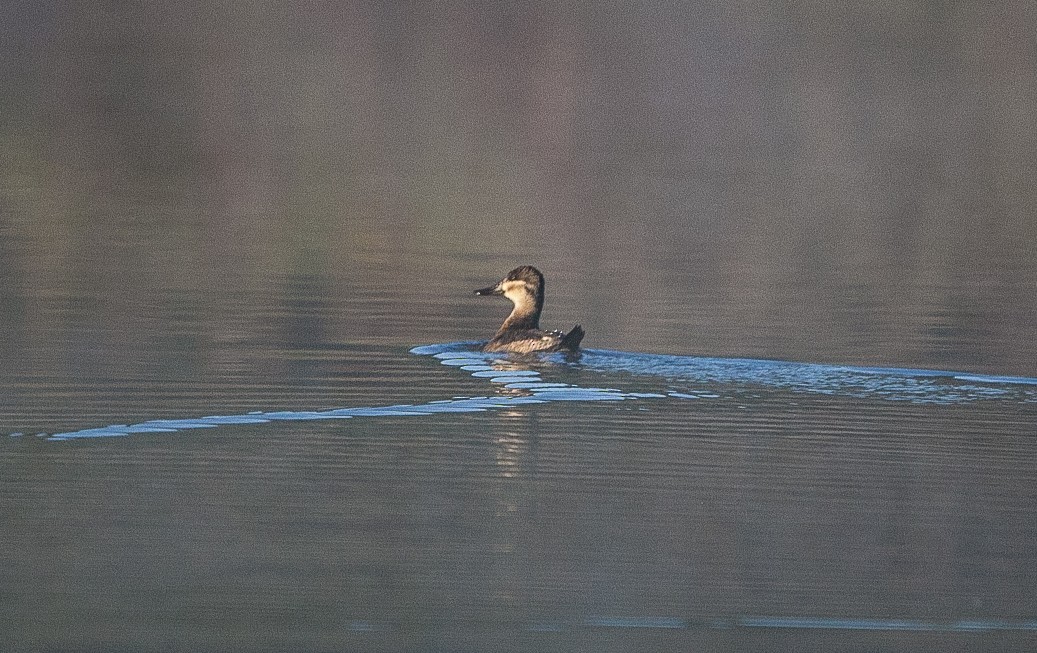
[501, 280, 533, 306]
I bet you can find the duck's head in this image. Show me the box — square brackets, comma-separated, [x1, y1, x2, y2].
[475, 265, 545, 320]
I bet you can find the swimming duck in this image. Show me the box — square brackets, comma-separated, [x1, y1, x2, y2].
[474, 265, 585, 353]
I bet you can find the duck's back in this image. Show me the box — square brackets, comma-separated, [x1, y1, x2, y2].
[484, 325, 584, 354]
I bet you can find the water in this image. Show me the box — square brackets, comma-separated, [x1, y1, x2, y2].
[35, 342, 1037, 440]
[3, 293, 1036, 651]
[3, 3, 1037, 652]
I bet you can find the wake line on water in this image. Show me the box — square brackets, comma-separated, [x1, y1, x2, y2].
[34, 345, 661, 441]
[22, 342, 1037, 441]
[418, 341, 1037, 404]
[347, 614, 1037, 633]
[574, 349, 1037, 403]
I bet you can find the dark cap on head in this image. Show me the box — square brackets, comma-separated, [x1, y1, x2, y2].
[504, 265, 544, 287]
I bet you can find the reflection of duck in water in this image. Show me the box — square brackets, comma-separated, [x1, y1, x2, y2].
[475, 265, 585, 354]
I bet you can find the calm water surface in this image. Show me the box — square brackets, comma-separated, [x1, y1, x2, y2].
[3, 2, 1037, 652]
[3, 265, 1036, 652]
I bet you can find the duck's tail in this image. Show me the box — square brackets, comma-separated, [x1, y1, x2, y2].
[561, 325, 585, 350]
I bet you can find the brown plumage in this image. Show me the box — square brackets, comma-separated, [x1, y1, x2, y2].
[474, 265, 585, 353]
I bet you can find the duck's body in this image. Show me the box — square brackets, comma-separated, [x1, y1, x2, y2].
[483, 324, 585, 354]
[475, 265, 585, 354]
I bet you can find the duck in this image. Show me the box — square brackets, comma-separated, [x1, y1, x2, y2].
[474, 265, 585, 353]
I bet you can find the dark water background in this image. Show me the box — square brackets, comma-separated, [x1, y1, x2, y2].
[2, 2, 1036, 651]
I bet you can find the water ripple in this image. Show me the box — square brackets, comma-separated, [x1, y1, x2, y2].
[415, 342, 1037, 404]
[32, 341, 1037, 441]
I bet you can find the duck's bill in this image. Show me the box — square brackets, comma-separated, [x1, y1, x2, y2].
[474, 285, 502, 296]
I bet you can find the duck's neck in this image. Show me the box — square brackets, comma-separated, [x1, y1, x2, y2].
[497, 292, 542, 333]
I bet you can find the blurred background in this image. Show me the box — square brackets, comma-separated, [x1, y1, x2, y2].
[2, 1, 1035, 379]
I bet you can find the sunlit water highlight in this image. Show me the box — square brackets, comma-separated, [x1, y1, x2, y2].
[26, 342, 1037, 442]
